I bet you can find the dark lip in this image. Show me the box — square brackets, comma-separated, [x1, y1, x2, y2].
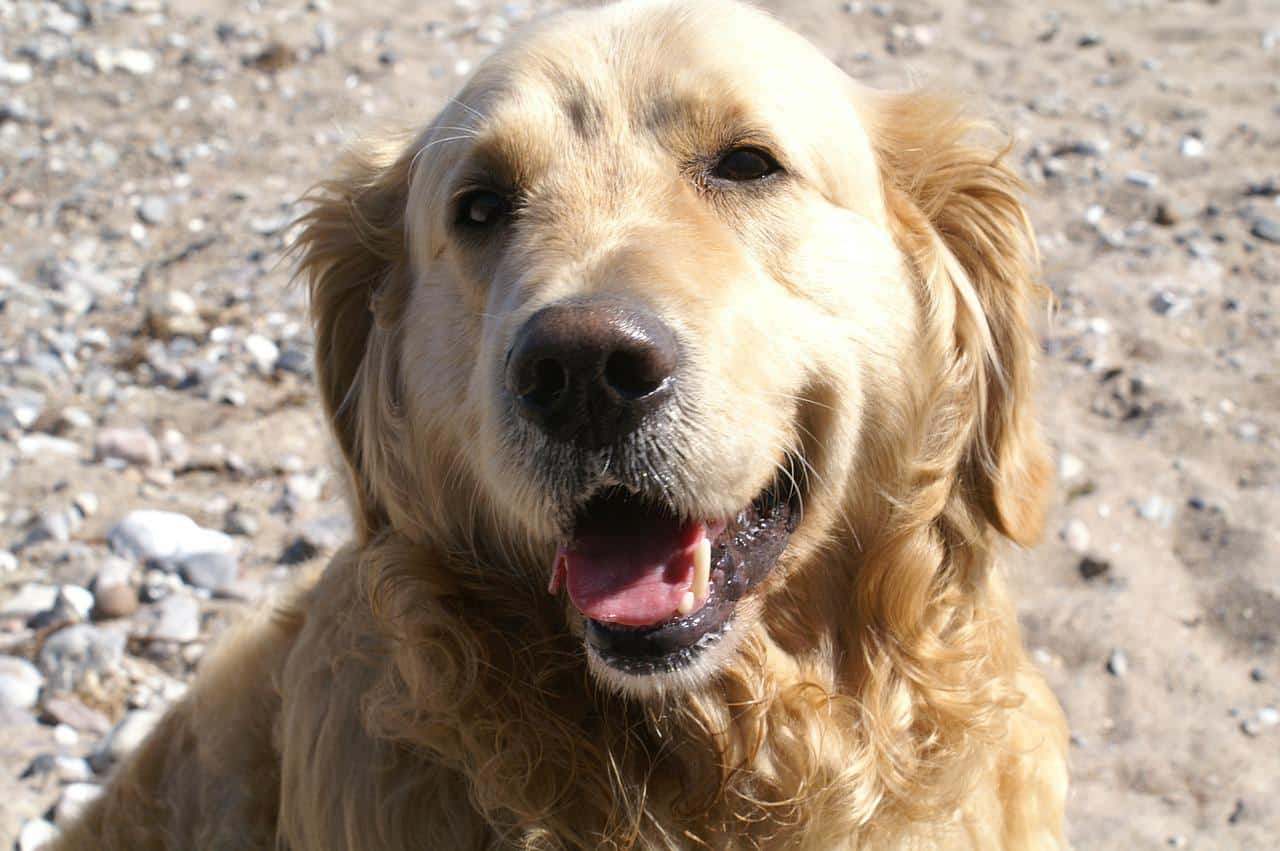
[585, 473, 799, 676]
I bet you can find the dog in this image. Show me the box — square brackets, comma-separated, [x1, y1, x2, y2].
[54, 0, 1067, 847]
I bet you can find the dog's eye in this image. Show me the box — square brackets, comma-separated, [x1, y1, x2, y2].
[711, 147, 780, 182]
[455, 189, 510, 227]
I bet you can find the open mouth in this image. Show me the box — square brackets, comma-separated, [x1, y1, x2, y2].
[547, 473, 799, 677]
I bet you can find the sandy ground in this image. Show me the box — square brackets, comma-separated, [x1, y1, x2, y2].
[0, 0, 1277, 848]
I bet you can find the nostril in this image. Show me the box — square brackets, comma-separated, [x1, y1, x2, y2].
[604, 349, 666, 400]
[521, 358, 568, 407]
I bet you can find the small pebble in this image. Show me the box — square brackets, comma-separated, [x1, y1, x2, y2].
[1060, 519, 1091, 554]
[133, 594, 201, 644]
[1251, 217, 1280, 244]
[0, 656, 44, 709]
[95, 427, 162, 467]
[18, 819, 59, 851]
[137, 196, 171, 225]
[1079, 555, 1112, 581]
[55, 783, 103, 827]
[1125, 171, 1159, 189]
[1106, 648, 1129, 677]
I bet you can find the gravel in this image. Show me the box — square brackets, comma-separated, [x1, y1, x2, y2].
[0, 0, 1275, 847]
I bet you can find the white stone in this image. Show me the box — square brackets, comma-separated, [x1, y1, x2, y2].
[55, 783, 103, 827]
[2, 584, 58, 615]
[17, 434, 81, 458]
[18, 819, 59, 851]
[0, 656, 44, 709]
[1057, 452, 1084, 481]
[1060, 519, 1091, 554]
[109, 510, 235, 564]
[57, 585, 96, 621]
[244, 333, 279, 374]
[0, 60, 34, 85]
[98, 710, 163, 764]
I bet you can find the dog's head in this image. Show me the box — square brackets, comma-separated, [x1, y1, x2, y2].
[294, 0, 1048, 698]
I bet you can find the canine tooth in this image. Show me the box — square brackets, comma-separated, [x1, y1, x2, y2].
[677, 591, 696, 616]
[692, 537, 711, 604]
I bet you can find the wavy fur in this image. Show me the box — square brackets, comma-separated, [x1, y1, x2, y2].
[55, 2, 1066, 849]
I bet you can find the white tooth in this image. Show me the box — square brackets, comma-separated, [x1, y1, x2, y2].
[692, 537, 711, 604]
[677, 591, 696, 616]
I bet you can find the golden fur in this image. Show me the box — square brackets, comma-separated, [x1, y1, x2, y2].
[55, 1, 1067, 847]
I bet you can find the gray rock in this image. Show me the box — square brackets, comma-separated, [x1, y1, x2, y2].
[1136, 496, 1174, 526]
[178, 550, 239, 592]
[1124, 171, 1159, 189]
[54, 783, 102, 827]
[109, 510, 235, 564]
[224, 507, 258, 536]
[1251, 217, 1280, 244]
[281, 513, 352, 563]
[94, 709, 163, 768]
[0, 656, 43, 709]
[23, 508, 81, 547]
[133, 594, 201, 643]
[95, 427, 161, 467]
[23, 754, 93, 783]
[37, 624, 127, 692]
[1241, 706, 1279, 736]
[1106, 648, 1129, 677]
[314, 21, 337, 53]
[275, 345, 313, 376]
[0, 387, 45, 430]
[1149, 290, 1186, 316]
[137, 196, 171, 225]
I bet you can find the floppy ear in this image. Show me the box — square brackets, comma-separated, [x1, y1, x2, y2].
[872, 91, 1051, 545]
[291, 133, 417, 538]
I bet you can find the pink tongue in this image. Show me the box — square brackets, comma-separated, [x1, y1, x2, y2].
[554, 509, 705, 627]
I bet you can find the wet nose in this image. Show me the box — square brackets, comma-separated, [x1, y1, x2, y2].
[505, 299, 679, 449]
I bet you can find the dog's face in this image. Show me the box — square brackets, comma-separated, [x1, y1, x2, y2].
[299, 0, 1046, 697]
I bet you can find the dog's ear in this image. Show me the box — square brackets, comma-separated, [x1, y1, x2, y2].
[291, 133, 416, 537]
[872, 91, 1051, 545]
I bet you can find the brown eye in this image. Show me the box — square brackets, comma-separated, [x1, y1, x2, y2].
[456, 189, 510, 227]
[711, 147, 780, 182]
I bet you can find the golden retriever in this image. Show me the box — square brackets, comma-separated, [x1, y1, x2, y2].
[54, 0, 1067, 847]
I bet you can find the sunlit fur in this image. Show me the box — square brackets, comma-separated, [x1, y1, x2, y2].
[54, 1, 1067, 848]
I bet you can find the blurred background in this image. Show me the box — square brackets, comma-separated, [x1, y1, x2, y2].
[0, 0, 1276, 848]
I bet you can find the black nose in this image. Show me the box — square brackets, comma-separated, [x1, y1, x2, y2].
[505, 300, 679, 448]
